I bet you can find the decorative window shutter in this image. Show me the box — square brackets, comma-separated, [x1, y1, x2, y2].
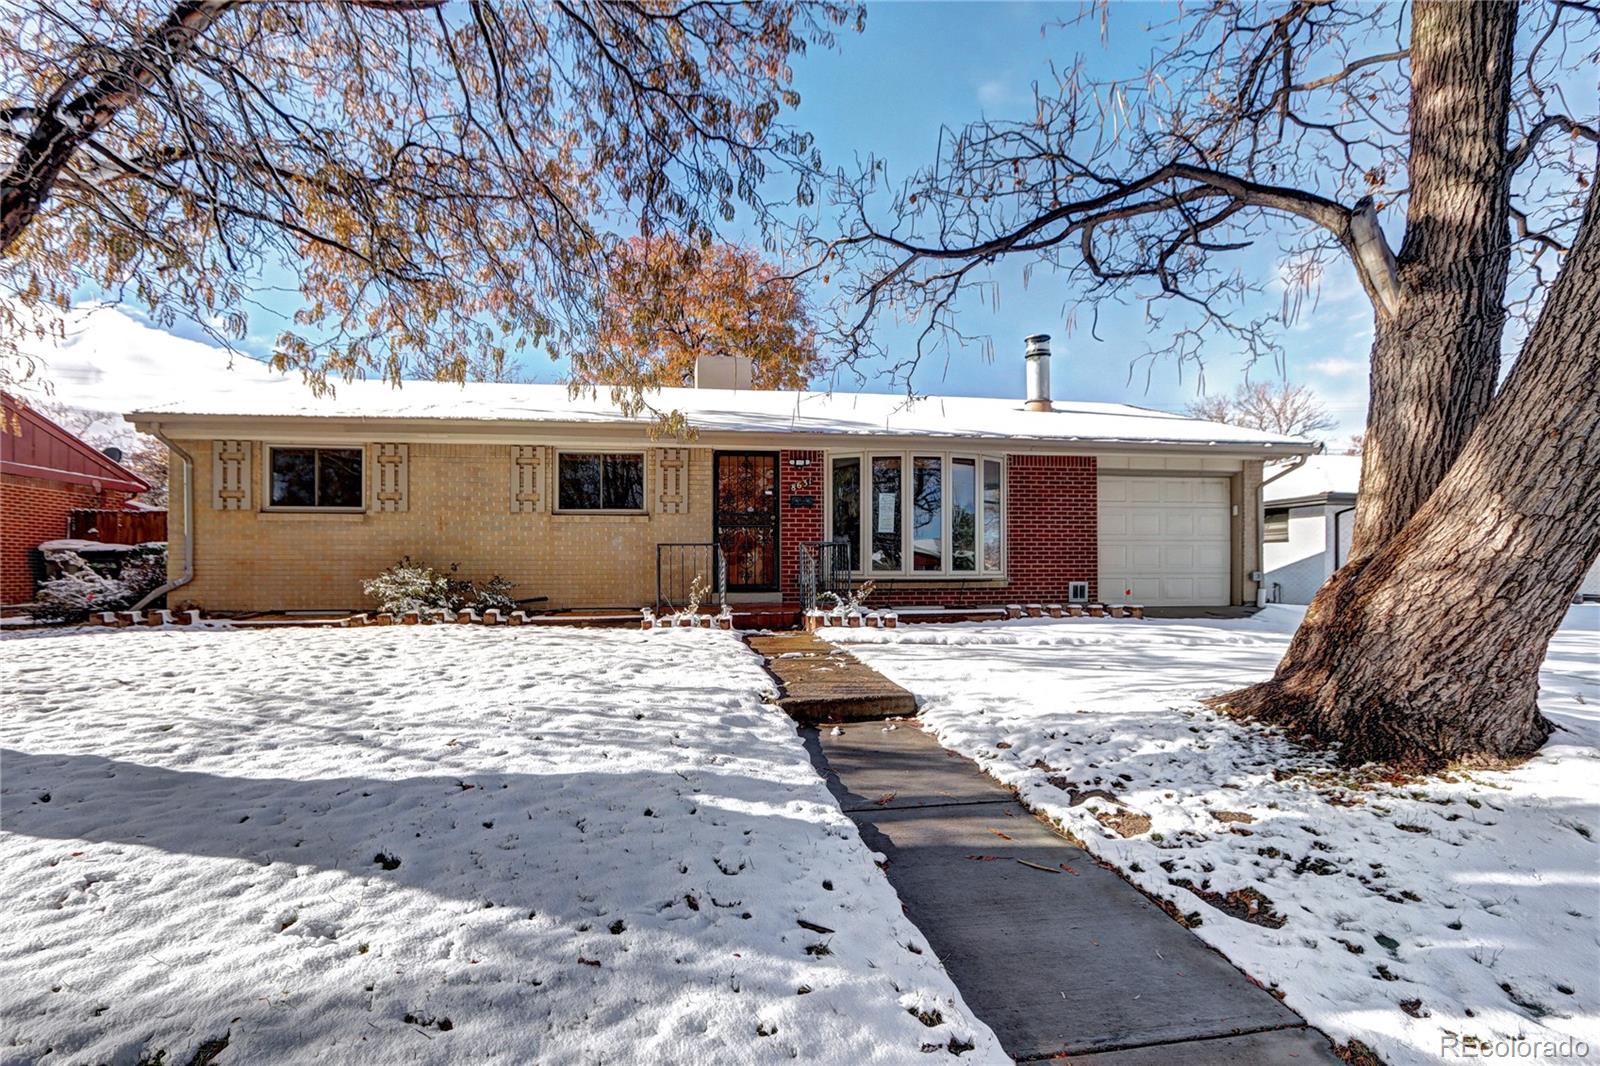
[511, 445, 544, 513]
[212, 440, 252, 510]
[373, 444, 409, 512]
[658, 448, 688, 514]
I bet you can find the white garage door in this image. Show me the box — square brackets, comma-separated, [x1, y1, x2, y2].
[1098, 476, 1232, 606]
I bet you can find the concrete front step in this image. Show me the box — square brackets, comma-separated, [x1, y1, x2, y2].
[745, 632, 918, 723]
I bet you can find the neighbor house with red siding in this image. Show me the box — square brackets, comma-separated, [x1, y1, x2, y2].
[2, 392, 151, 605]
[126, 338, 1316, 617]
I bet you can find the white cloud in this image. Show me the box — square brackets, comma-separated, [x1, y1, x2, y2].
[976, 79, 1012, 108]
[1308, 357, 1365, 377]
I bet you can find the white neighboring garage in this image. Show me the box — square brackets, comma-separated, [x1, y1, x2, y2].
[1098, 474, 1234, 607]
[1264, 455, 1600, 605]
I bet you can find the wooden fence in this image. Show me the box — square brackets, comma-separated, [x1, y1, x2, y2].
[68, 509, 167, 545]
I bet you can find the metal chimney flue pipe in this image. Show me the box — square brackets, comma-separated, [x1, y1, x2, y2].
[1024, 334, 1053, 412]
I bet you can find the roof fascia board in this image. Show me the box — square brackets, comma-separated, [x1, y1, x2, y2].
[1264, 491, 1359, 508]
[0, 458, 148, 493]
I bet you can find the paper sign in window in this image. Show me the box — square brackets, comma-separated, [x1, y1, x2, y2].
[876, 492, 897, 528]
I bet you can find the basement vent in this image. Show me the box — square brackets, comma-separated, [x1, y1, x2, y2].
[1068, 581, 1089, 604]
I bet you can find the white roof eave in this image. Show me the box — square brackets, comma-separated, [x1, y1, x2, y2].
[129, 409, 1317, 458]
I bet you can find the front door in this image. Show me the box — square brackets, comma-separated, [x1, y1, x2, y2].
[715, 451, 780, 592]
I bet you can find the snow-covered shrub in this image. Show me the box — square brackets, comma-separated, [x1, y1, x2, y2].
[443, 563, 477, 612]
[34, 565, 131, 622]
[472, 575, 516, 613]
[364, 559, 516, 616]
[117, 548, 168, 600]
[362, 557, 451, 614]
[33, 545, 166, 622]
[441, 564, 517, 613]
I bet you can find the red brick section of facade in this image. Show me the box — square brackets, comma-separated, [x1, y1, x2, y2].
[777, 452, 1097, 608]
[2, 393, 150, 606]
[0, 474, 135, 604]
[776, 450, 825, 600]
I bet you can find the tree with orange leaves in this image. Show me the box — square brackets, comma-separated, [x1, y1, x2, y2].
[578, 237, 819, 393]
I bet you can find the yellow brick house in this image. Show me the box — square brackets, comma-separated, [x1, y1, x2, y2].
[129, 345, 1316, 617]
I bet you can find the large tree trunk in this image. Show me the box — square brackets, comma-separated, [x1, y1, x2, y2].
[1349, 0, 1518, 561]
[1225, 180, 1600, 769]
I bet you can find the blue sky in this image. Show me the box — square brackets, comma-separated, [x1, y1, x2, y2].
[778, 1, 1376, 442]
[147, 1, 1376, 445]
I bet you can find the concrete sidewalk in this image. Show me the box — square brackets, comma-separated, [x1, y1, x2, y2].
[805, 722, 1340, 1063]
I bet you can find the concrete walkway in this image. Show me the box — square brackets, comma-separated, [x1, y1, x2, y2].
[805, 722, 1340, 1063]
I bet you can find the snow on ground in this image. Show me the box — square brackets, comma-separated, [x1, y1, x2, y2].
[829, 605, 1600, 1066]
[0, 626, 1002, 1065]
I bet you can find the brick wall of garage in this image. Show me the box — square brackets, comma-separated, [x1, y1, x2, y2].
[798, 453, 1099, 609]
[1, 473, 133, 604]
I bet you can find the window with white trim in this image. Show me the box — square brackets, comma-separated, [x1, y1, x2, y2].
[267, 446, 364, 510]
[557, 452, 646, 512]
[828, 452, 1005, 577]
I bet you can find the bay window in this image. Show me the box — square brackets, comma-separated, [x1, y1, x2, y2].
[871, 455, 902, 572]
[830, 456, 861, 568]
[829, 451, 1005, 577]
[951, 457, 977, 571]
[983, 457, 1004, 570]
[911, 456, 942, 571]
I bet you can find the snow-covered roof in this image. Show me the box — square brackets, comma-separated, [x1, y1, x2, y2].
[1264, 454, 1361, 504]
[6, 301, 289, 456]
[11, 303, 1314, 453]
[130, 378, 1314, 452]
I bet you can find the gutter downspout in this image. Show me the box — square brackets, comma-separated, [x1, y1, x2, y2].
[132, 423, 194, 610]
[1260, 449, 1314, 491]
[1253, 448, 1317, 607]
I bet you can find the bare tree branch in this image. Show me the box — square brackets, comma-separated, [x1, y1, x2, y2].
[1507, 112, 1600, 171]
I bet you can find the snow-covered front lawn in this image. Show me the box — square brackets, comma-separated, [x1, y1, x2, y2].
[0, 626, 1001, 1065]
[829, 605, 1600, 1066]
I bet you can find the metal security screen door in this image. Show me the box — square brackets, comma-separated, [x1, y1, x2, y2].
[715, 452, 780, 592]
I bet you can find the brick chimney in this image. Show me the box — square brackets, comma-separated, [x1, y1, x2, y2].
[694, 354, 755, 390]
